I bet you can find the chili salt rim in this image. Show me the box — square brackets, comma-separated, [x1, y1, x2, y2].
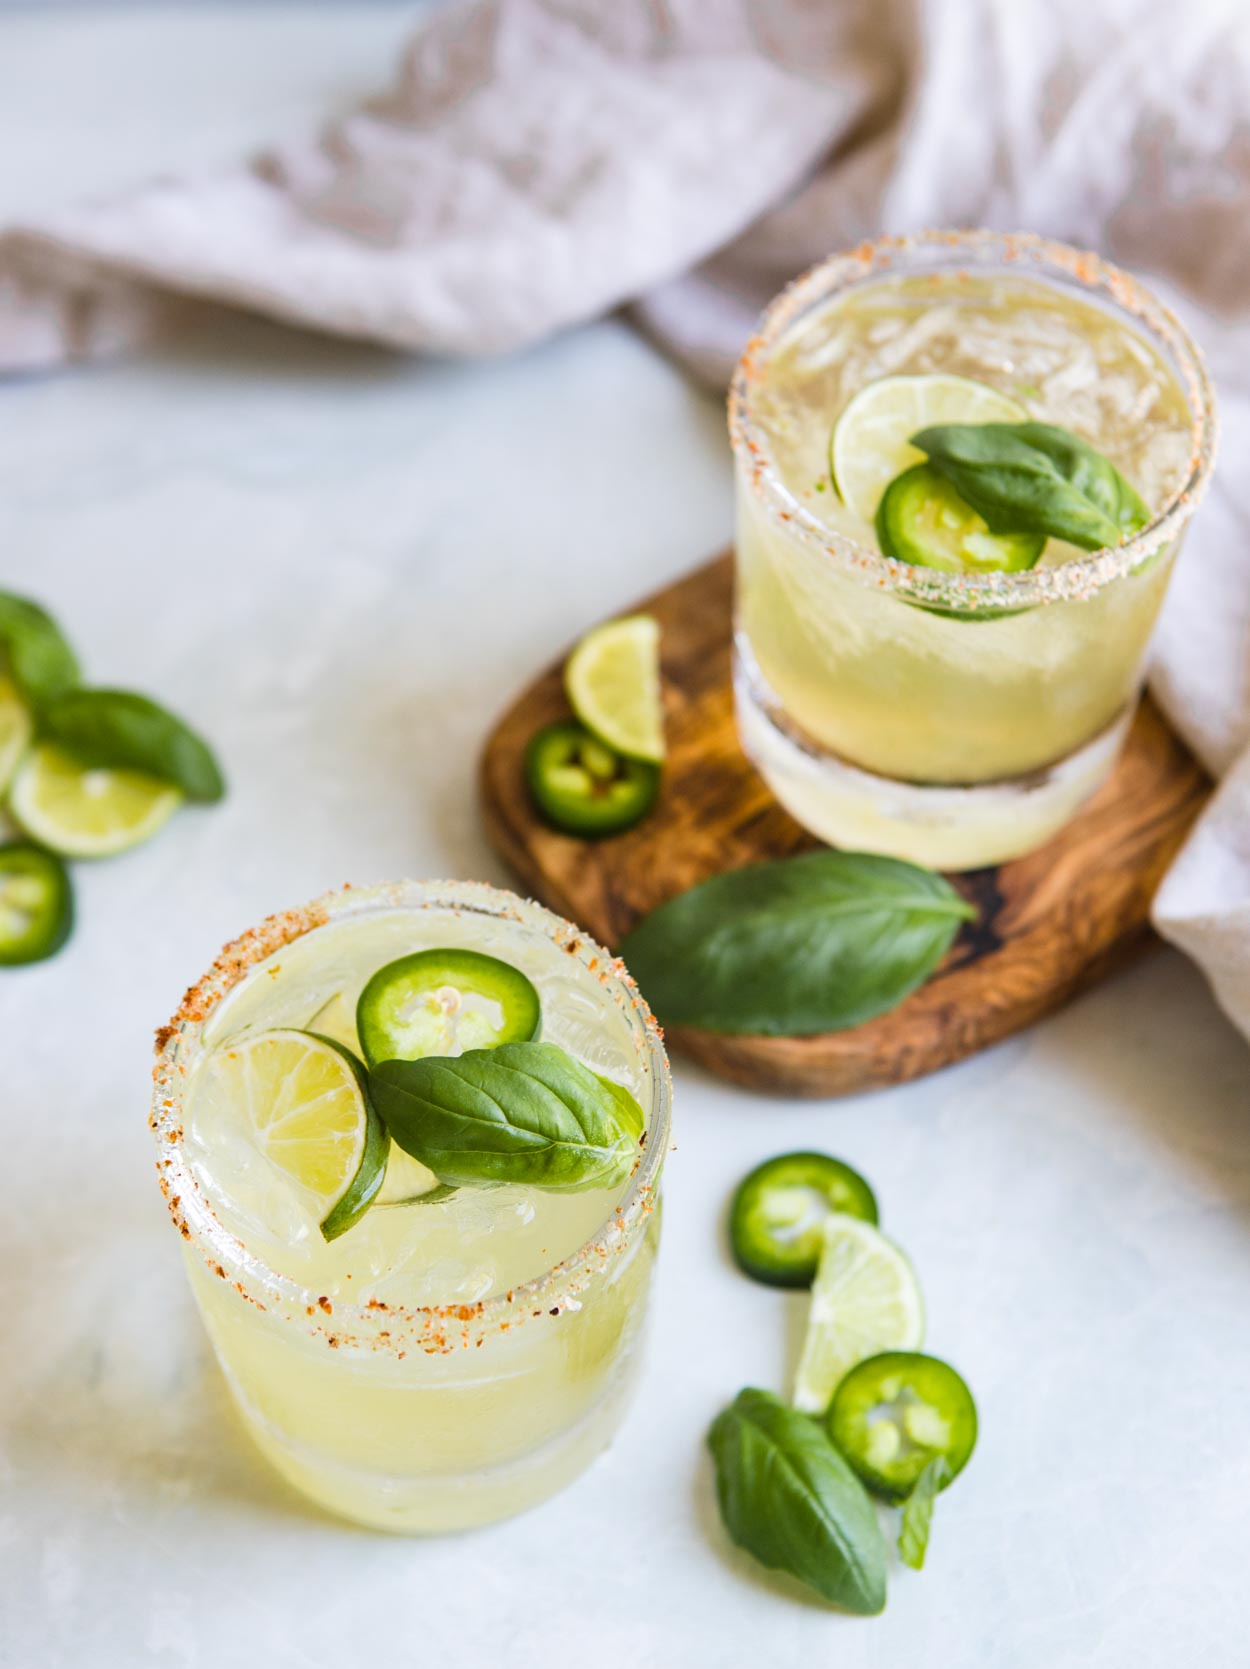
[728, 228, 1219, 611]
[149, 878, 672, 1356]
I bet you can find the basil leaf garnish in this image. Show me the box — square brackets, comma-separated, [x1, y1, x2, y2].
[0, 592, 80, 709]
[619, 852, 974, 1036]
[707, 1388, 887, 1614]
[42, 688, 226, 802]
[911, 422, 1151, 551]
[595, 1069, 645, 1140]
[897, 1455, 950, 1571]
[367, 1041, 643, 1193]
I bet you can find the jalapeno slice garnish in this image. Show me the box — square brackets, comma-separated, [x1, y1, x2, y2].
[356, 948, 541, 1068]
[525, 720, 660, 838]
[0, 842, 73, 966]
[829, 1351, 977, 1502]
[877, 463, 1044, 574]
[729, 1151, 879, 1288]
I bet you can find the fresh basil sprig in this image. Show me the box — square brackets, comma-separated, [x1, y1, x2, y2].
[0, 591, 80, 709]
[911, 422, 1150, 552]
[367, 1041, 643, 1192]
[42, 688, 226, 802]
[619, 852, 974, 1036]
[897, 1455, 950, 1571]
[707, 1388, 887, 1614]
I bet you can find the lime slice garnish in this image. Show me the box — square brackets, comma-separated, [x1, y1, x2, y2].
[9, 742, 181, 858]
[792, 1215, 925, 1414]
[830, 374, 1027, 523]
[203, 1029, 389, 1242]
[305, 992, 451, 1206]
[0, 677, 32, 795]
[565, 614, 665, 764]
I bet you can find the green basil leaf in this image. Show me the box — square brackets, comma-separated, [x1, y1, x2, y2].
[42, 688, 225, 802]
[596, 1069, 645, 1140]
[618, 852, 974, 1036]
[897, 1455, 950, 1571]
[707, 1388, 887, 1614]
[911, 422, 1151, 551]
[367, 1041, 643, 1192]
[0, 592, 80, 709]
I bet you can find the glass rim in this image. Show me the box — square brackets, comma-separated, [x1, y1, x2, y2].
[149, 878, 672, 1357]
[728, 228, 1219, 610]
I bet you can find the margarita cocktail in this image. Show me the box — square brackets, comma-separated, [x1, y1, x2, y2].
[730, 232, 1216, 869]
[150, 880, 670, 1532]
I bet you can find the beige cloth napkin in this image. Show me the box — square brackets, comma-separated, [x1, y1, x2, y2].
[3, 0, 1249, 1041]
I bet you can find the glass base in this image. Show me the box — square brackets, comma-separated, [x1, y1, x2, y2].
[220, 1340, 647, 1534]
[733, 641, 1134, 871]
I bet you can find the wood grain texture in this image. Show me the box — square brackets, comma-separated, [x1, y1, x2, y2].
[479, 551, 1212, 1097]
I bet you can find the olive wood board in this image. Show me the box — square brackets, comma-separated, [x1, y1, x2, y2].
[479, 550, 1211, 1097]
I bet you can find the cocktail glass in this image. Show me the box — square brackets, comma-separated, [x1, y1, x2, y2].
[150, 879, 671, 1532]
[729, 231, 1217, 870]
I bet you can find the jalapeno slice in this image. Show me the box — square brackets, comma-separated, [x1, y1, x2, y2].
[0, 842, 73, 966]
[877, 463, 1044, 574]
[829, 1351, 977, 1502]
[525, 720, 660, 838]
[356, 948, 541, 1068]
[729, 1151, 879, 1288]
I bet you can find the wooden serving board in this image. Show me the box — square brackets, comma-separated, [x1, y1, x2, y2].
[479, 552, 1211, 1097]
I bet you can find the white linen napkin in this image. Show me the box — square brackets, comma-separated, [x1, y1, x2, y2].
[3, 0, 1248, 1043]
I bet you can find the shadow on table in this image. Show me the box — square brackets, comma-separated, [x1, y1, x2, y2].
[1, 1189, 372, 1542]
[6, 1334, 356, 1539]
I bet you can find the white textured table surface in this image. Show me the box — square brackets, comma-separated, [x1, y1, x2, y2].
[2, 10, 1248, 1668]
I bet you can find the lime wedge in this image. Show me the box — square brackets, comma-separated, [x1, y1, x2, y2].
[305, 992, 451, 1206]
[565, 615, 665, 764]
[0, 677, 32, 795]
[830, 374, 1027, 523]
[9, 742, 181, 858]
[204, 1029, 389, 1242]
[792, 1216, 925, 1414]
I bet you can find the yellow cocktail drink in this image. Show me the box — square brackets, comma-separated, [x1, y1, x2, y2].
[730, 233, 1216, 868]
[151, 880, 671, 1532]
